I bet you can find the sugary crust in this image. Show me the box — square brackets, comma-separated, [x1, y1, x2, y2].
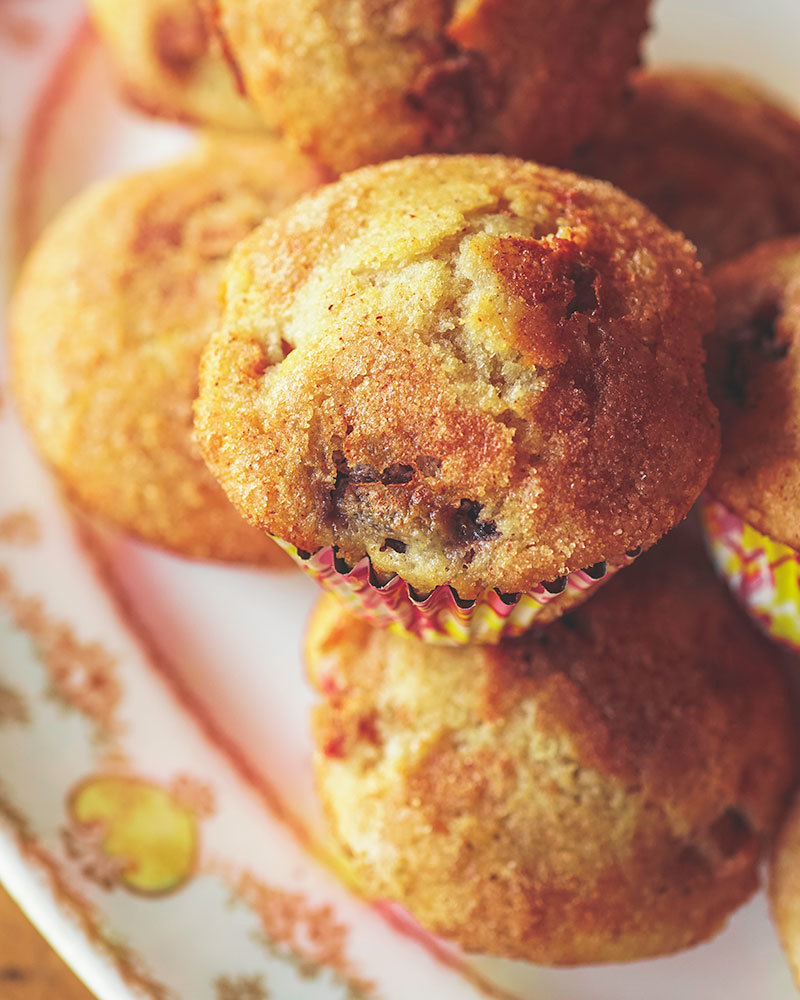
[196, 155, 718, 597]
[706, 237, 800, 548]
[89, 0, 265, 130]
[570, 68, 800, 268]
[770, 791, 800, 989]
[10, 135, 322, 563]
[308, 534, 796, 964]
[216, 0, 650, 172]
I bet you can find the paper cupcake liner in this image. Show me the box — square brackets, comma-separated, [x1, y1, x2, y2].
[701, 495, 800, 653]
[274, 537, 640, 645]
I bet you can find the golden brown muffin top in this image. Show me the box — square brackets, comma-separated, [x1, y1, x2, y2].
[89, 0, 264, 130]
[197, 155, 718, 597]
[570, 68, 800, 269]
[308, 533, 796, 964]
[706, 236, 800, 548]
[10, 135, 322, 563]
[216, 0, 650, 172]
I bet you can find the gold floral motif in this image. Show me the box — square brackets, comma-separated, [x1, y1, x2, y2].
[0, 509, 40, 546]
[0, 785, 170, 999]
[170, 773, 216, 818]
[215, 974, 270, 1000]
[62, 819, 131, 891]
[98, 746, 132, 771]
[226, 868, 376, 998]
[0, 566, 121, 734]
[0, 681, 28, 725]
[66, 775, 200, 897]
[77, 515, 319, 850]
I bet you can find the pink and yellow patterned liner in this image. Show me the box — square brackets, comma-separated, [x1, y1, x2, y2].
[701, 495, 800, 652]
[273, 539, 639, 645]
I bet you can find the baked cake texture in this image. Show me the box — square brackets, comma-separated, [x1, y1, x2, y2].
[705, 236, 800, 548]
[196, 154, 719, 599]
[571, 68, 800, 268]
[308, 534, 796, 963]
[215, 0, 651, 172]
[11, 134, 322, 562]
[89, 0, 263, 129]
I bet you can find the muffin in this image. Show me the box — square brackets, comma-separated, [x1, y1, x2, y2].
[770, 792, 800, 988]
[570, 68, 800, 269]
[10, 134, 322, 563]
[308, 534, 797, 965]
[89, 0, 263, 130]
[196, 155, 719, 641]
[215, 0, 651, 173]
[701, 236, 800, 649]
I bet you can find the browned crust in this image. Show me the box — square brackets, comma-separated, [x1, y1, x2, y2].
[196, 154, 718, 596]
[308, 532, 797, 964]
[88, 0, 266, 131]
[10, 135, 323, 564]
[706, 236, 800, 547]
[217, 0, 650, 172]
[570, 68, 800, 268]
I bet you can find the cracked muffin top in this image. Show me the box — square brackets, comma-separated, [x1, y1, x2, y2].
[89, 0, 264, 130]
[215, 0, 651, 173]
[11, 134, 322, 564]
[570, 68, 800, 269]
[196, 155, 719, 598]
[706, 236, 800, 547]
[308, 532, 796, 964]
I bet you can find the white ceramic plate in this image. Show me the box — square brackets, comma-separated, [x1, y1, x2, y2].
[1, 3, 799, 998]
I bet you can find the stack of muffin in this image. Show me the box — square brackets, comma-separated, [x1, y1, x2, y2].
[10, 0, 800, 979]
